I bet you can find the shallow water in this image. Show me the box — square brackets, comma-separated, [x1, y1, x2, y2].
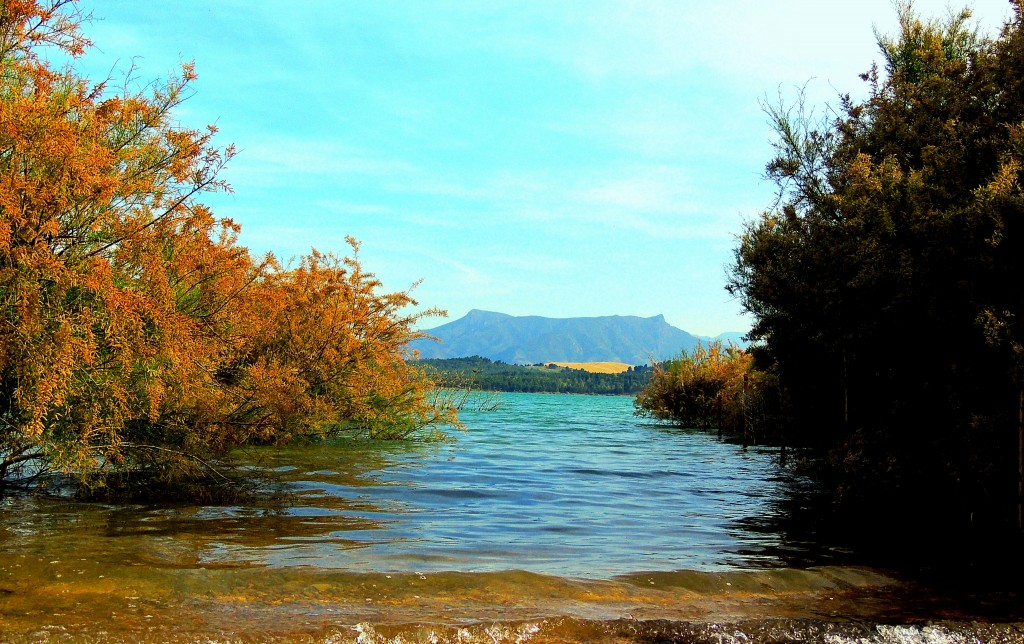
[244, 392, 802, 575]
[1, 393, 1021, 642]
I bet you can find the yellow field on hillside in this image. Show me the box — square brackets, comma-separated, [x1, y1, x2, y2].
[548, 361, 633, 374]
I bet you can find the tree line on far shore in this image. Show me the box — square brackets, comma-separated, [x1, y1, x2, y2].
[418, 357, 652, 395]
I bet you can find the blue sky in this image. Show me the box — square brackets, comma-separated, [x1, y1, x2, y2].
[73, 1, 1014, 336]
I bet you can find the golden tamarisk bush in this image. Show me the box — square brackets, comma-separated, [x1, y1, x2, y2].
[634, 341, 774, 439]
[0, 1, 455, 493]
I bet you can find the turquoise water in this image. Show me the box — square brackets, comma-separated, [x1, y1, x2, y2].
[4, 392, 1023, 641]
[236, 392, 794, 575]
[0, 392, 795, 577]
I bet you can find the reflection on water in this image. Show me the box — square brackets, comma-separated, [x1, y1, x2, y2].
[1, 393, 805, 576]
[1, 393, 1021, 642]
[240, 392, 810, 575]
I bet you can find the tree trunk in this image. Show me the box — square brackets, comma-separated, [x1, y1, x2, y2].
[843, 346, 849, 430]
[741, 374, 749, 448]
[1018, 387, 1023, 532]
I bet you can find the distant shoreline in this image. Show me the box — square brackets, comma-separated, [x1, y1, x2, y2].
[417, 357, 652, 396]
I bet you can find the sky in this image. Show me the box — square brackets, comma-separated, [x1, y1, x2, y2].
[70, 1, 1016, 336]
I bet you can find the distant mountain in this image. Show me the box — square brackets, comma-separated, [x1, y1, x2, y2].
[711, 331, 748, 346]
[409, 309, 746, 364]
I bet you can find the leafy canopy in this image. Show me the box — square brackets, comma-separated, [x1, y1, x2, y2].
[0, 0, 456, 495]
[728, 1, 1024, 529]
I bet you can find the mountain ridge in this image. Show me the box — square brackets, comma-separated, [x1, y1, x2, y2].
[410, 309, 746, 364]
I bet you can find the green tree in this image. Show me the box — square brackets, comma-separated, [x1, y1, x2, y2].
[728, 1, 1024, 534]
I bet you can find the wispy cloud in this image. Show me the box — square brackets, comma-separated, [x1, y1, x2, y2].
[76, 0, 1014, 335]
[228, 137, 417, 186]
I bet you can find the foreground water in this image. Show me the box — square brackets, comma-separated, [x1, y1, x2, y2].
[1, 393, 1022, 642]
[236, 392, 804, 575]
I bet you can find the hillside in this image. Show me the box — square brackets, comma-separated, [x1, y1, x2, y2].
[419, 357, 652, 395]
[409, 310, 745, 364]
[548, 362, 632, 374]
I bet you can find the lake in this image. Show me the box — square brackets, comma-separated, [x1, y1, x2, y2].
[0, 392, 1021, 642]
[249, 391, 799, 575]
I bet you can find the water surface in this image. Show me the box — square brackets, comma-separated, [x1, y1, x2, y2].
[1, 392, 1021, 642]
[238, 392, 797, 575]
[0, 392, 801, 576]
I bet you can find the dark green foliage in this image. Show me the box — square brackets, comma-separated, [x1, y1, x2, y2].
[418, 357, 652, 395]
[728, 1, 1024, 541]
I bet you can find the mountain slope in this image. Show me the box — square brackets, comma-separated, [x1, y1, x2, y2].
[410, 310, 741, 364]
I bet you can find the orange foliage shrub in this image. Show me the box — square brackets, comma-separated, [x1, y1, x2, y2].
[634, 341, 767, 434]
[0, 1, 455, 492]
